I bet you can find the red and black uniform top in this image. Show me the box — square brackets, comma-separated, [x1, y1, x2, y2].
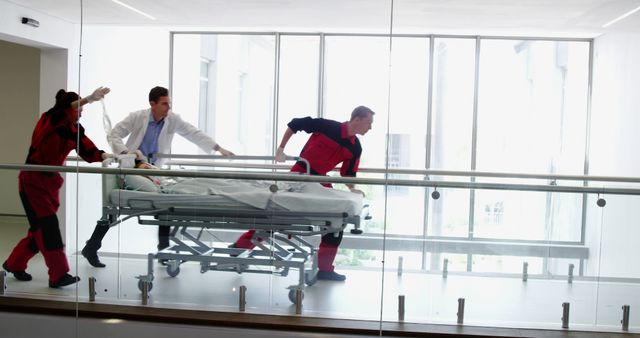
[25, 112, 104, 167]
[288, 117, 361, 177]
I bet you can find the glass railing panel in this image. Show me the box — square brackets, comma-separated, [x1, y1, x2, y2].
[592, 194, 640, 332]
[1, 167, 56, 297]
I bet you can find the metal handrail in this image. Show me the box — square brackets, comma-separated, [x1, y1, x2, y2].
[165, 160, 294, 171]
[2, 162, 640, 196]
[67, 155, 640, 184]
[165, 162, 640, 184]
[356, 168, 640, 184]
[155, 153, 311, 175]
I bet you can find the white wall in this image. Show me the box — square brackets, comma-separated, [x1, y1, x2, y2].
[586, 32, 640, 278]
[39, 49, 69, 113]
[0, 40, 40, 215]
[0, 0, 75, 49]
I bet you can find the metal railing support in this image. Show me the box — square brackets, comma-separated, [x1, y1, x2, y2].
[88, 277, 96, 302]
[239, 285, 247, 312]
[457, 298, 465, 324]
[622, 305, 630, 331]
[443, 258, 449, 279]
[561, 302, 570, 329]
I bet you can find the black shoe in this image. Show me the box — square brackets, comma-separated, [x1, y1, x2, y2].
[81, 246, 106, 268]
[317, 270, 346, 281]
[2, 260, 32, 281]
[49, 273, 80, 288]
[228, 243, 239, 257]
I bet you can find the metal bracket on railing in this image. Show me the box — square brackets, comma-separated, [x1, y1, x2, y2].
[88, 277, 96, 302]
[141, 281, 150, 305]
[561, 302, 570, 329]
[457, 298, 465, 324]
[239, 285, 247, 312]
[431, 187, 440, 200]
[295, 289, 303, 314]
[622, 305, 630, 331]
[0, 271, 5, 295]
[397, 256, 403, 277]
[568, 264, 574, 284]
[522, 262, 529, 282]
[443, 258, 449, 279]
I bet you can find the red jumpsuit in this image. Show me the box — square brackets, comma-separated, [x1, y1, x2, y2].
[5, 111, 104, 283]
[235, 117, 361, 273]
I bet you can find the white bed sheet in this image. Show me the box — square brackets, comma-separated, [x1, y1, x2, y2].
[110, 178, 363, 216]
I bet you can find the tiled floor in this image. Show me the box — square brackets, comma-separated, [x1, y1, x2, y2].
[2, 218, 639, 336]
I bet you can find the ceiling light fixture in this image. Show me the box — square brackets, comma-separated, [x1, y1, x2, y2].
[602, 4, 640, 28]
[111, 0, 156, 20]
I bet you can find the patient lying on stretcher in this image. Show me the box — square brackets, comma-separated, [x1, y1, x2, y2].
[122, 162, 363, 212]
[126, 162, 313, 196]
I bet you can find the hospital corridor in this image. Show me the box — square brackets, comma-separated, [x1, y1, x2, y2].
[1, 1, 640, 337]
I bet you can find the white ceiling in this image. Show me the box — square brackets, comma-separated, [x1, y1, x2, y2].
[7, 0, 640, 37]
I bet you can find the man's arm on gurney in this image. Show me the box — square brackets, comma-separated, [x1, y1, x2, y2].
[275, 127, 295, 162]
[341, 157, 365, 197]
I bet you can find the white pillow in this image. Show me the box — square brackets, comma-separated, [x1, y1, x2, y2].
[123, 175, 160, 193]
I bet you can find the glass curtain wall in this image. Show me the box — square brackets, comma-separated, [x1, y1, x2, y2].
[3, 0, 640, 335]
[166, 30, 605, 330]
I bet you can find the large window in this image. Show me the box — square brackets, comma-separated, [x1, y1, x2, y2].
[323, 36, 391, 237]
[476, 40, 589, 175]
[170, 32, 592, 272]
[428, 38, 477, 238]
[277, 35, 320, 156]
[474, 40, 590, 242]
[172, 34, 276, 157]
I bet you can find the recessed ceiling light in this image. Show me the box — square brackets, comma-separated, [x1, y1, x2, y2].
[111, 0, 156, 20]
[602, 4, 640, 28]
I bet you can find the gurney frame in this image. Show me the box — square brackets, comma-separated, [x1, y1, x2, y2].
[100, 156, 367, 304]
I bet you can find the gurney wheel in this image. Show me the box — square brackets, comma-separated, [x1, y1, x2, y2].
[304, 271, 317, 286]
[137, 280, 153, 292]
[166, 264, 180, 277]
[288, 289, 304, 304]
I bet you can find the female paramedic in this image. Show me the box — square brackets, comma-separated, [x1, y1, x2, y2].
[2, 87, 112, 288]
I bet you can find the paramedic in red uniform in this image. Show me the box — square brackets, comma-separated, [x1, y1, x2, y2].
[232, 106, 374, 281]
[2, 87, 112, 288]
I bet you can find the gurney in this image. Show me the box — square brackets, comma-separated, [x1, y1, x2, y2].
[100, 155, 369, 303]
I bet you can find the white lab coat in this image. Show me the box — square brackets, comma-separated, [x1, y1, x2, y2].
[107, 109, 217, 166]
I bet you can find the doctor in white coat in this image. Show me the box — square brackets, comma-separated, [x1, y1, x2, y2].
[108, 86, 233, 166]
[82, 86, 234, 267]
